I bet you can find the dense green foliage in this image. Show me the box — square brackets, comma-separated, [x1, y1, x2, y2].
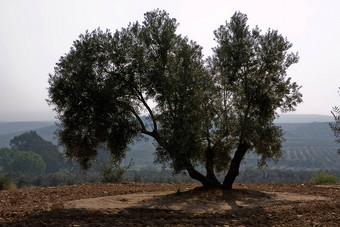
[0, 174, 16, 190]
[310, 171, 339, 184]
[48, 10, 301, 189]
[10, 131, 64, 173]
[0, 148, 46, 175]
[208, 12, 302, 188]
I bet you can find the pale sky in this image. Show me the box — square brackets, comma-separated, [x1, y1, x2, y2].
[0, 0, 339, 121]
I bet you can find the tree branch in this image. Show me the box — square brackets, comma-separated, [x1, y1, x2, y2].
[135, 90, 158, 133]
[128, 106, 160, 140]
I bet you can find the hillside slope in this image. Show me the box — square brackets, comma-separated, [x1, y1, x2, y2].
[0, 115, 339, 170]
[243, 122, 340, 170]
[0, 124, 58, 148]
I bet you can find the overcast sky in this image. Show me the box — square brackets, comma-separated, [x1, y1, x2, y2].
[0, 0, 339, 121]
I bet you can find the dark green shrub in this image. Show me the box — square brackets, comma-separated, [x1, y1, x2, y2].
[310, 171, 339, 184]
[0, 175, 16, 190]
[10, 172, 34, 188]
[99, 159, 131, 183]
[34, 169, 79, 187]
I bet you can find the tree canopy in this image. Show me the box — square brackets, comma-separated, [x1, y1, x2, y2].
[48, 10, 302, 189]
[10, 131, 64, 173]
[0, 148, 46, 175]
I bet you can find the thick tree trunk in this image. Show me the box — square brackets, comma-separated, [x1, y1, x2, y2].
[186, 165, 221, 188]
[222, 141, 249, 190]
[149, 126, 221, 189]
[205, 147, 220, 186]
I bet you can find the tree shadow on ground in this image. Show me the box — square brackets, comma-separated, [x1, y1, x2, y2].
[4, 206, 279, 226]
[134, 187, 281, 212]
[3, 188, 287, 226]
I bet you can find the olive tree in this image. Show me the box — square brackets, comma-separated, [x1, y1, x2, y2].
[48, 10, 302, 189]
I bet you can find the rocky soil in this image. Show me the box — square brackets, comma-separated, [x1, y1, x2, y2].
[0, 182, 339, 226]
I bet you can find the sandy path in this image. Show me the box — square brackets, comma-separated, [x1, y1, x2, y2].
[64, 189, 329, 213]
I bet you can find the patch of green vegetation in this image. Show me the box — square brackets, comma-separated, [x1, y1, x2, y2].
[0, 175, 17, 190]
[99, 159, 132, 183]
[310, 171, 339, 184]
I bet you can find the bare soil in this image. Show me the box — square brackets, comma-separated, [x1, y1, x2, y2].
[0, 182, 339, 226]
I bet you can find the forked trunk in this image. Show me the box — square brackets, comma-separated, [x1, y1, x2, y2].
[205, 147, 221, 187]
[186, 165, 221, 188]
[223, 141, 249, 190]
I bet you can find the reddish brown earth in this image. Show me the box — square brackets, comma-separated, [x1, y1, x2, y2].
[0, 182, 339, 226]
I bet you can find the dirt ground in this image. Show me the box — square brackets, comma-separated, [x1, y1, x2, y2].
[0, 182, 339, 226]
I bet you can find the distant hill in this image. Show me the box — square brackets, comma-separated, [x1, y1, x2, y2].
[274, 114, 334, 123]
[244, 122, 339, 170]
[0, 121, 55, 135]
[125, 120, 339, 171]
[0, 114, 339, 170]
[0, 123, 58, 148]
[0, 111, 55, 122]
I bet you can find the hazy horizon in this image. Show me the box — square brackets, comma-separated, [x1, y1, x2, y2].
[0, 110, 334, 123]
